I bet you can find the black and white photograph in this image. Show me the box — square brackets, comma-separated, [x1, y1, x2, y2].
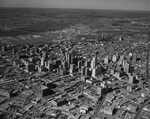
[0, 0, 150, 119]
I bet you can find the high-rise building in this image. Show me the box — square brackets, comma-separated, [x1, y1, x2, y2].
[38, 66, 42, 72]
[122, 59, 128, 67]
[129, 65, 134, 74]
[81, 66, 86, 76]
[42, 51, 47, 59]
[92, 66, 101, 78]
[41, 57, 45, 66]
[73, 56, 78, 65]
[78, 60, 82, 69]
[45, 60, 53, 72]
[85, 60, 91, 67]
[128, 74, 136, 84]
[69, 64, 76, 74]
[66, 52, 73, 68]
[61, 60, 67, 70]
[85, 67, 92, 77]
[25, 63, 35, 73]
[91, 57, 97, 69]
[56, 60, 61, 68]
[38, 66, 48, 72]
[97, 86, 108, 96]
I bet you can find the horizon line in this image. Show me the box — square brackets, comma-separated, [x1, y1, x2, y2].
[0, 6, 150, 12]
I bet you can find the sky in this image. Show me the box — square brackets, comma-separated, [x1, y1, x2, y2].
[0, 0, 150, 11]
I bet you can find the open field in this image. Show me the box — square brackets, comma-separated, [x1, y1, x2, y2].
[0, 8, 150, 44]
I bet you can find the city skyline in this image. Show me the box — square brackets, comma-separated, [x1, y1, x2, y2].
[0, 0, 150, 11]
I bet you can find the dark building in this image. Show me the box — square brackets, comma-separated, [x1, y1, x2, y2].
[129, 65, 134, 74]
[81, 66, 86, 76]
[44, 82, 57, 89]
[66, 52, 73, 68]
[52, 98, 68, 107]
[45, 61, 53, 72]
[78, 60, 82, 69]
[32, 84, 55, 97]
[25, 63, 35, 72]
[85, 67, 92, 77]
[85, 60, 91, 67]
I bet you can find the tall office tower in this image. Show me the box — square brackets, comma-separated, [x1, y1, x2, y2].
[85, 67, 92, 77]
[85, 60, 91, 67]
[92, 66, 101, 78]
[92, 68, 96, 78]
[56, 60, 61, 68]
[128, 74, 136, 84]
[78, 60, 82, 69]
[66, 52, 73, 68]
[73, 56, 78, 65]
[129, 65, 134, 74]
[91, 57, 97, 69]
[62, 60, 68, 70]
[69, 64, 76, 74]
[70, 53, 73, 64]
[25, 63, 35, 73]
[81, 66, 86, 76]
[45, 60, 53, 72]
[42, 51, 47, 59]
[65, 52, 68, 61]
[41, 57, 45, 66]
[116, 53, 119, 60]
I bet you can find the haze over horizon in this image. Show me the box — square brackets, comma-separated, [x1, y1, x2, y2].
[0, 0, 150, 11]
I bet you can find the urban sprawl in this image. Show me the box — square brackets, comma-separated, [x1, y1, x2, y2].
[0, 24, 150, 119]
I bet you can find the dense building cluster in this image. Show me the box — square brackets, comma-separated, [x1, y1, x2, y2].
[0, 32, 150, 119]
